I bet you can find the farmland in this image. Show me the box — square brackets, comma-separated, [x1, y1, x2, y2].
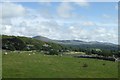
[2, 51, 118, 78]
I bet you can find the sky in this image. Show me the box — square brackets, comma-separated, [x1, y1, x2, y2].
[0, 1, 118, 44]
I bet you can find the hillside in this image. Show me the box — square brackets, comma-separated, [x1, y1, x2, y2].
[2, 35, 120, 57]
[33, 35, 118, 50]
[2, 35, 66, 55]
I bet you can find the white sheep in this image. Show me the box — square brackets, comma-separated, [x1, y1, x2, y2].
[33, 53, 35, 54]
[4, 52, 8, 55]
[29, 54, 31, 55]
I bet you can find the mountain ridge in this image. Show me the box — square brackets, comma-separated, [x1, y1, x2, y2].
[33, 35, 116, 46]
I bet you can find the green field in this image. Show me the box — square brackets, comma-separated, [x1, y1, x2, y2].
[0, 50, 2, 79]
[2, 51, 118, 78]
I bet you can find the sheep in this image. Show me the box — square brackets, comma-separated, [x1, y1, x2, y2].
[33, 53, 35, 54]
[4, 52, 8, 55]
[28, 54, 31, 56]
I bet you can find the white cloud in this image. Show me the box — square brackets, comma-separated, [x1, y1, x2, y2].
[74, 0, 89, 7]
[57, 1, 89, 19]
[102, 14, 111, 18]
[1, 15, 63, 39]
[1, 2, 26, 18]
[82, 21, 96, 26]
[38, 8, 53, 19]
[1, 16, 118, 44]
[62, 0, 89, 7]
[68, 26, 90, 40]
[57, 2, 74, 18]
[38, 2, 51, 6]
[0, 2, 118, 44]
[91, 27, 118, 43]
[63, 25, 118, 44]
[1, 25, 12, 35]
[75, 2, 89, 7]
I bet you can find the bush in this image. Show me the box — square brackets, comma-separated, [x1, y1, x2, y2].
[82, 63, 88, 67]
[102, 63, 106, 66]
[49, 50, 59, 55]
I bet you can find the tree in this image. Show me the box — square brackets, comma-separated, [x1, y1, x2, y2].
[49, 50, 59, 55]
[86, 49, 92, 55]
[101, 49, 112, 57]
[2, 37, 26, 51]
[10, 37, 26, 50]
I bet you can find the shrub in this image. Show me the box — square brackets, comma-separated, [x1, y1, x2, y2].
[49, 50, 59, 55]
[82, 63, 88, 67]
[103, 63, 106, 66]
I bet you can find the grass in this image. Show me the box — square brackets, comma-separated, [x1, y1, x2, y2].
[0, 50, 2, 79]
[2, 51, 118, 78]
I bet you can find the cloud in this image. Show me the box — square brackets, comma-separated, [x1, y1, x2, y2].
[57, 2, 74, 18]
[57, 1, 90, 19]
[67, 26, 91, 40]
[1, 15, 118, 44]
[1, 15, 63, 39]
[74, 0, 89, 7]
[1, 25, 12, 35]
[0, 18, 11, 25]
[101, 14, 117, 24]
[115, 5, 118, 10]
[39, 8, 53, 19]
[102, 14, 111, 18]
[1, 2, 118, 44]
[1, 2, 26, 18]
[38, 2, 51, 6]
[91, 27, 118, 43]
[64, 25, 118, 44]
[62, 0, 89, 7]
[82, 21, 96, 26]
[0, 2, 60, 37]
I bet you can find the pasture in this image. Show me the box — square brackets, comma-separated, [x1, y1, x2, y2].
[0, 50, 2, 79]
[2, 51, 118, 78]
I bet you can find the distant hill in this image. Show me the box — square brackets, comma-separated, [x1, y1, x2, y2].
[33, 36, 52, 42]
[55, 40, 115, 45]
[1, 35, 118, 51]
[33, 35, 117, 50]
[2, 35, 119, 57]
[33, 36, 115, 45]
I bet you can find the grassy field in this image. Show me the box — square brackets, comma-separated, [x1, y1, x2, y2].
[0, 50, 2, 79]
[2, 51, 118, 78]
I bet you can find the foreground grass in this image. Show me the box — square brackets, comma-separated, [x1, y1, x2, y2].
[2, 51, 118, 78]
[0, 50, 2, 79]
